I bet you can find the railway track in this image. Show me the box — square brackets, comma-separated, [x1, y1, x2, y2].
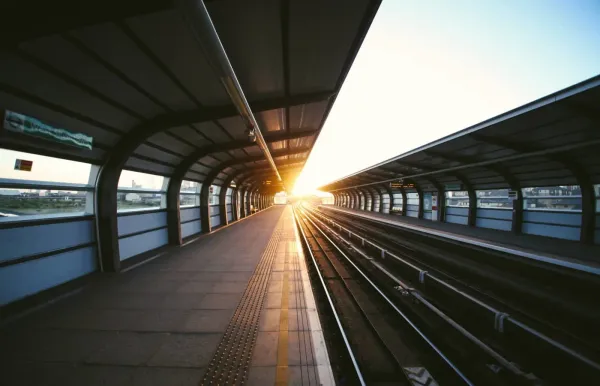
[294, 205, 531, 385]
[317, 206, 600, 348]
[300, 203, 600, 385]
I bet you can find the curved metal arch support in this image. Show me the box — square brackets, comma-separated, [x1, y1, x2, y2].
[365, 186, 375, 211]
[231, 187, 239, 222]
[378, 183, 394, 214]
[345, 189, 353, 208]
[346, 189, 354, 209]
[356, 188, 365, 210]
[349, 189, 357, 209]
[353, 189, 362, 210]
[360, 187, 373, 211]
[399, 187, 407, 216]
[240, 188, 248, 218]
[219, 176, 237, 226]
[356, 188, 366, 211]
[367, 186, 379, 212]
[378, 184, 389, 214]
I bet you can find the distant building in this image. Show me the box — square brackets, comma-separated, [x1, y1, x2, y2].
[125, 193, 141, 202]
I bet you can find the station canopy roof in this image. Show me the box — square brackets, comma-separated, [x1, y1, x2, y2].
[0, 0, 381, 191]
[320, 76, 600, 194]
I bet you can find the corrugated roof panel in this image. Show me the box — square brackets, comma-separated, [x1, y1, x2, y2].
[126, 156, 174, 176]
[289, 0, 369, 94]
[209, 0, 284, 101]
[146, 132, 195, 156]
[289, 100, 329, 130]
[257, 108, 285, 132]
[125, 9, 230, 106]
[168, 126, 213, 148]
[20, 35, 160, 118]
[71, 22, 195, 111]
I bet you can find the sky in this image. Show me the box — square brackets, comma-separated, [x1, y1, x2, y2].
[292, 0, 600, 194]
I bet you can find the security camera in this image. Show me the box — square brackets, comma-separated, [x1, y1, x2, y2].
[246, 128, 256, 143]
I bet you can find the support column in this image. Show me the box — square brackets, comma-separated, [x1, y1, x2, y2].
[437, 189, 446, 222]
[95, 167, 122, 272]
[416, 185, 424, 219]
[200, 183, 211, 233]
[578, 174, 595, 243]
[512, 190, 523, 234]
[166, 175, 183, 246]
[231, 188, 239, 221]
[219, 184, 229, 226]
[466, 184, 477, 227]
[360, 188, 372, 211]
[367, 187, 377, 212]
[401, 188, 407, 216]
[241, 188, 247, 218]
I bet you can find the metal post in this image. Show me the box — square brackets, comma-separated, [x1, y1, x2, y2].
[200, 183, 211, 233]
[467, 184, 477, 227]
[512, 189, 523, 234]
[400, 188, 407, 216]
[219, 184, 229, 226]
[416, 184, 424, 219]
[166, 175, 183, 245]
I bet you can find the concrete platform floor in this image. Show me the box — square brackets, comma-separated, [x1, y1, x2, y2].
[0, 205, 332, 385]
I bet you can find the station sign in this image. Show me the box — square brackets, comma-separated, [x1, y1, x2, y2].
[3, 110, 93, 150]
[14, 159, 33, 171]
[390, 179, 415, 189]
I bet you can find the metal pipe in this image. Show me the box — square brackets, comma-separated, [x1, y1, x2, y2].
[177, 0, 282, 182]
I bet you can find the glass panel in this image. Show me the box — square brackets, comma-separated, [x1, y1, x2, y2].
[391, 193, 403, 213]
[0, 149, 92, 184]
[476, 188, 511, 209]
[118, 169, 165, 190]
[180, 180, 200, 207]
[0, 188, 90, 218]
[180, 194, 199, 207]
[446, 191, 469, 207]
[117, 192, 163, 211]
[209, 185, 220, 205]
[522, 186, 581, 212]
[406, 192, 419, 206]
[180, 180, 200, 194]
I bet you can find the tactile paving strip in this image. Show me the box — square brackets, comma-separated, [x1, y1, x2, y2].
[200, 223, 283, 385]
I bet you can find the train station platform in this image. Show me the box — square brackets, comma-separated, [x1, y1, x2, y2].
[322, 205, 600, 276]
[0, 205, 333, 386]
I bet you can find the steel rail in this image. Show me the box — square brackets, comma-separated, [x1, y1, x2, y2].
[306, 204, 600, 375]
[297, 205, 473, 385]
[293, 206, 366, 386]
